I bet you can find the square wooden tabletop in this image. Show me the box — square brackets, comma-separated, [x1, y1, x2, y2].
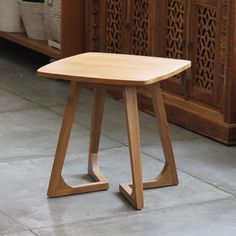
[37, 52, 191, 86]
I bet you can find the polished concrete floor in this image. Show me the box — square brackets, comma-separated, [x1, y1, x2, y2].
[0, 41, 236, 236]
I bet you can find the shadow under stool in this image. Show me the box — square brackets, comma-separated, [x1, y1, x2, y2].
[37, 52, 191, 210]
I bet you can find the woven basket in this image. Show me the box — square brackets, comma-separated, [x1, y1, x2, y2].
[44, 0, 61, 44]
[0, 0, 25, 32]
[18, 0, 47, 40]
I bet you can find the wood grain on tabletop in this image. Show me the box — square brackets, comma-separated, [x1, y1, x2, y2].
[37, 52, 191, 86]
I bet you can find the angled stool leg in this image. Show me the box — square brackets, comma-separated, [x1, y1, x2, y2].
[88, 87, 109, 188]
[119, 87, 144, 210]
[143, 82, 178, 189]
[48, 82, 108, 198]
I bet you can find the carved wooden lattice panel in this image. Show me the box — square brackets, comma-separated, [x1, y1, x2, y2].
[194, 5, 217, 94]
[166, 0, 185, 82]
[90, 0, 100, 51]
[106, 0, 123, 53]
[131, 0, 149, 55]
[166, 0, 185, 60]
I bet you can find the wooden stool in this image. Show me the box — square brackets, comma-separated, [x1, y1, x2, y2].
[37, 53, 191, 210]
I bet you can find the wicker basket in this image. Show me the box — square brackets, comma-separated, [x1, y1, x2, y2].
[44, 0, 61, 44]
[18, 0, 47, 40]
[0, 0, 25, 32]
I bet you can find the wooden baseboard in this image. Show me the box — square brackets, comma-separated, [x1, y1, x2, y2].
[140, 92, 236, 145]
[107, 90, 236, 145]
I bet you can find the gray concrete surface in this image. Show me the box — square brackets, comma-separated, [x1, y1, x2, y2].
[0, 41, 236, 235]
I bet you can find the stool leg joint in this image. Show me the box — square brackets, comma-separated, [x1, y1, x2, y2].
[48, 175, 109, 198]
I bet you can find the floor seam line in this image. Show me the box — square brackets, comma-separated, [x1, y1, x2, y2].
[27, 196, 235, 233]
[29, 229, 39, 236]
[142, 150, 236, 197]
[0, 146, 127, 165]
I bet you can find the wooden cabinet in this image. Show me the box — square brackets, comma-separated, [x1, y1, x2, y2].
[86, 0, 157, 55]
[86, 0, 236, 145]
[160, 0, 225, 108]
[156, 0, 236, 145]
[0, 0, 85, 58]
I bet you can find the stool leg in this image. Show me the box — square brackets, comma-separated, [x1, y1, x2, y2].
[143, 82, 178, 189]
[119, 87, 144, 210]
[119, 83, 178, 209]
[88, 88, 109, 187]
[48, 82, 108, 198]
